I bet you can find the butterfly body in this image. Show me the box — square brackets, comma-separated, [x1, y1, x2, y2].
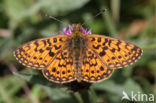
[14, 24, 143, 84]
[71, 24, 83, 82]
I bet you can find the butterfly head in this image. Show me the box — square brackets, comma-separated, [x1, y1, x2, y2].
[59, 24, 92, 36]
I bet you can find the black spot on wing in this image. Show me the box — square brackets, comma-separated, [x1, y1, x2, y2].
[49, 51, 55, 57]
[53, 38, 57, 43]
[116, 40, 121, 51]
[46, 47, 52, 50]
[59, 38, 63, 42]
[103, 46, 108, 50]
[47, 39, 52, 46]
[39, 49, 44, 53]
[99, 50, 106, 56]
[42, 40, 46, 46]
[91, 38, 95, 41]
[92, 45, 101, 49]
[108, 39, 113, 46]
[111, 48, 115, 53]
[52, 67, 56, 72]
[54, 45, 62, 50]
[34, 41, 39, 51]
[102, 38, 108, 45]
[97, 37, 101, 42]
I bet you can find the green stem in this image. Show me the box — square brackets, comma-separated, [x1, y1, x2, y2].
[79, 89, 97, 103]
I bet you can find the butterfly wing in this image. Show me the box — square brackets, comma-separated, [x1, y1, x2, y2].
[82, 34, 143, 69]
[81, 47, 114, 83]
[14, 35, 70, 70]
[42, 47, 76, 83]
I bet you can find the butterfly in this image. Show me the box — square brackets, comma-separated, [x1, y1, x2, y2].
[14, 24, 143, 83]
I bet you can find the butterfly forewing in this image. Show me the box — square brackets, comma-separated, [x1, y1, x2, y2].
[14, 35, 70, 69]
[82, 34, 143, 69]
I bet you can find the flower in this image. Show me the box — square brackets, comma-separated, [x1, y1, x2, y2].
[59, 25, 92, 35]
[80, 26, 91, 35]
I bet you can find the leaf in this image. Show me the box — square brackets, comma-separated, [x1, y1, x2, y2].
[4, 0, 89, 22]
[0, 79, 13, 103]
[42, 86, 79, 103]
[44, 0, 89, 16]
[13, 71, 60, 88]
[92, 79, 143, 96]
[0, 76, 24, 103]
[4, 0, 34, 21]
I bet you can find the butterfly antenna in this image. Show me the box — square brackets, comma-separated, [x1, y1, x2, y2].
[45, 14, 67, 26]
[94, 9, 107, 18]
[82, 9, 107, 26]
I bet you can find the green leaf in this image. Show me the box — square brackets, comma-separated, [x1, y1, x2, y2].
[0, 80, 13, 103]
[43, 0, 89, 16]
[42, 86, 79, 103]
[92, 79, 142, 96]
[13, 71, 60, 88]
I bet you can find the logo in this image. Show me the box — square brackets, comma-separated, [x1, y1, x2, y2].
[121, 91, 155, 102]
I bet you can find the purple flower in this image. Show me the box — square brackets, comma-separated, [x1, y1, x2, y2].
[58, 25, 92, 35]
[80, 26, 92, 35]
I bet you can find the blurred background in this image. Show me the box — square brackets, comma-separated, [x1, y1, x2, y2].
[0, 0, 155, 103]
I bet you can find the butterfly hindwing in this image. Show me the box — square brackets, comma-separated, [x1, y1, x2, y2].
[81, 47, 114, 83]
[42, 47, 76, 83]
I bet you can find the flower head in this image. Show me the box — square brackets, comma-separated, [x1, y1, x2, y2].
[80, 26, 92, 35]
[59, 25, 92, 35]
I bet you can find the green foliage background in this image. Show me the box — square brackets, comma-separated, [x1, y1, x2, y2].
[0, 0, 155, 103]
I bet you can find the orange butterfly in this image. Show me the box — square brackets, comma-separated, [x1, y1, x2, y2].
[14, 24, 143, 83]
